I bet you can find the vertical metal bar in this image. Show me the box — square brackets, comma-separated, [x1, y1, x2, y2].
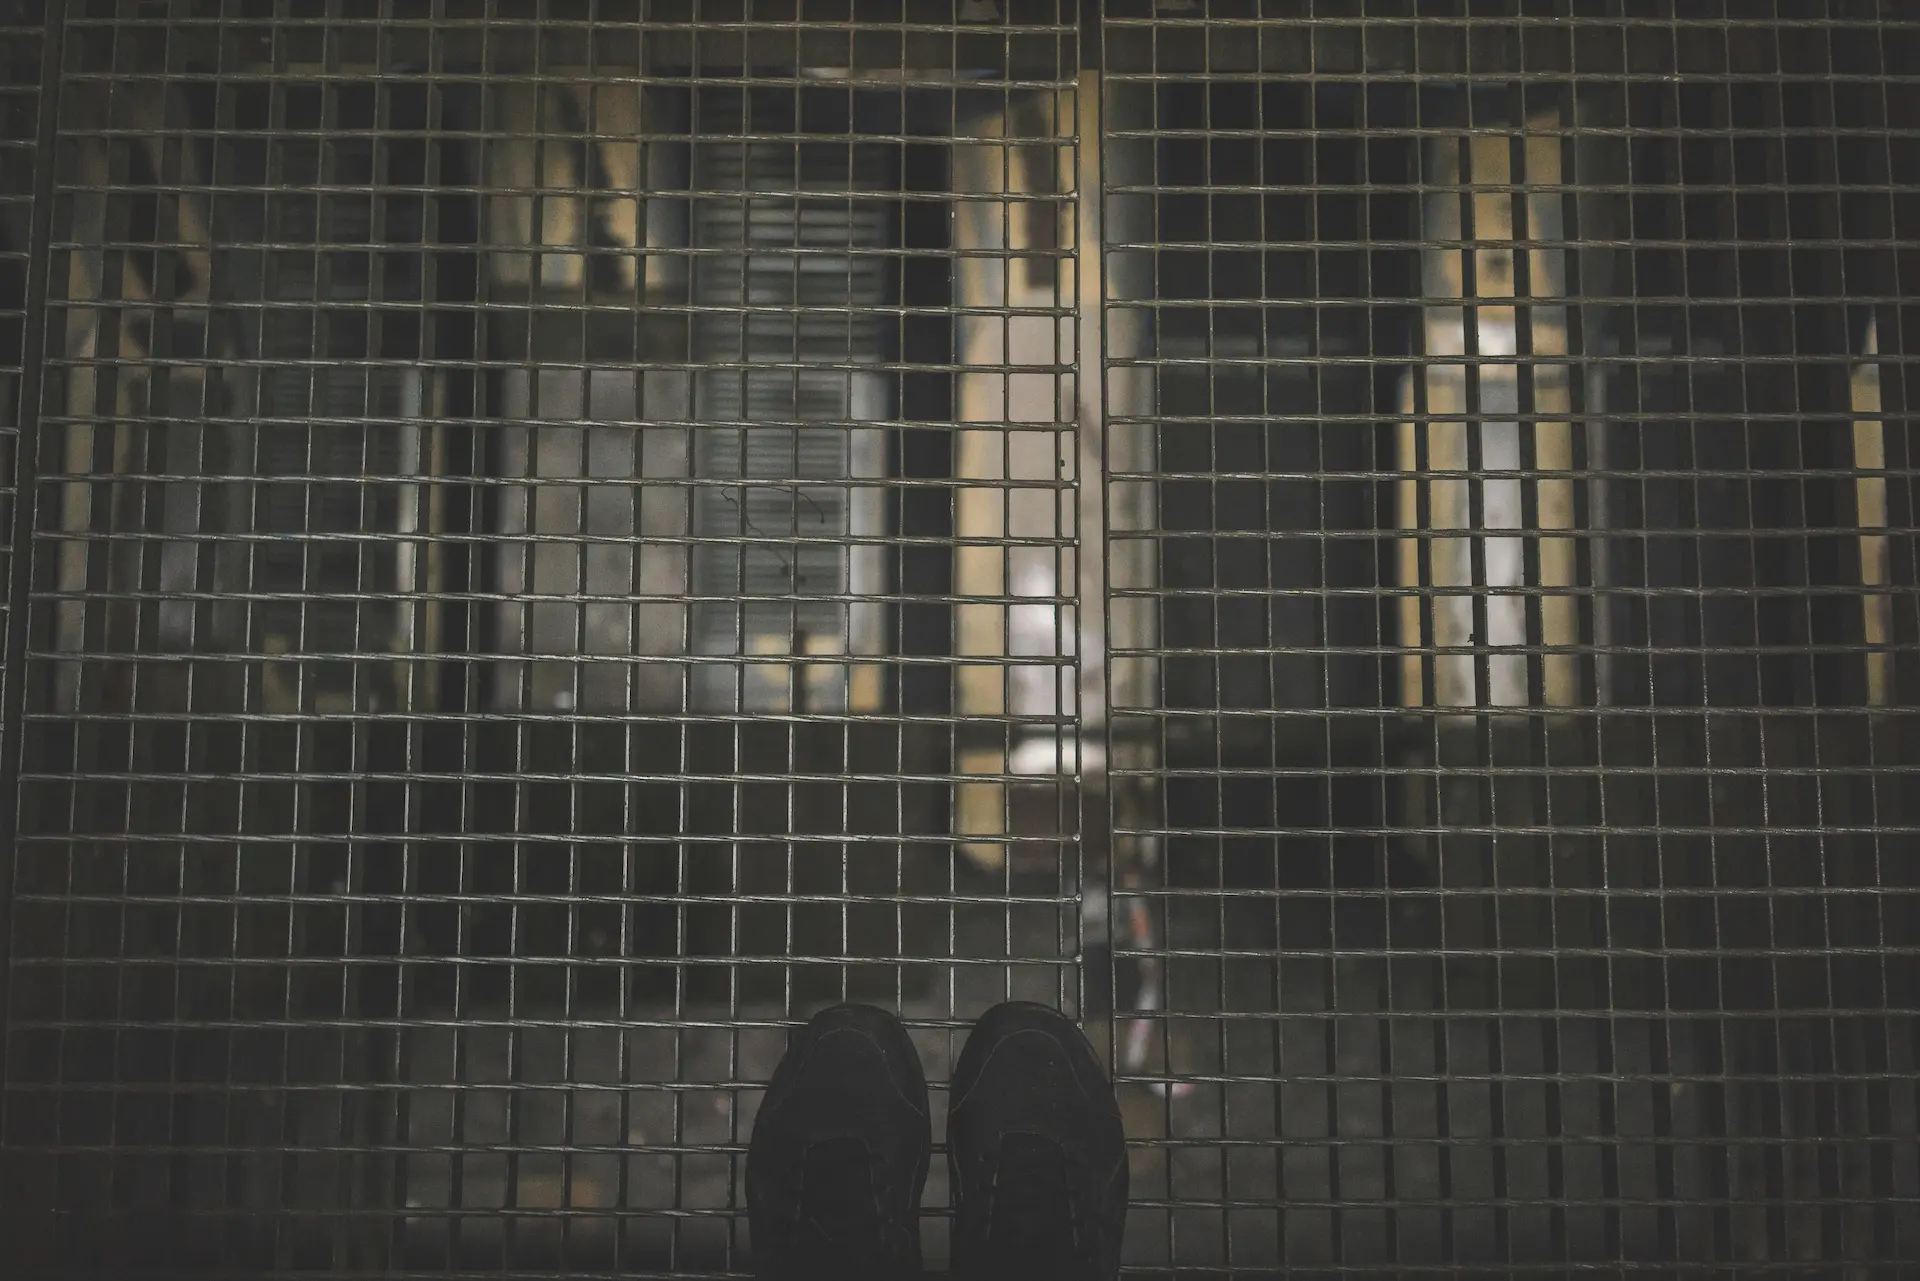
[0, 0, 69, 1065]
[1075, 48, 1114, 1045]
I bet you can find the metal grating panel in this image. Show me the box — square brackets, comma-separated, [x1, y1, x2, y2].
[0, 0, 46, 822]
[1103, 5, 1920, 1275]
[0, 3, 1916, 1278]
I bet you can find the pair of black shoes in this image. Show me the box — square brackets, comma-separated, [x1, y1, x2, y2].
[747, 1001, 1127, 1281]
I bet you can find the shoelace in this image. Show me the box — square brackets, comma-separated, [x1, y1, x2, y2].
[987, 1132, 1085, 1278]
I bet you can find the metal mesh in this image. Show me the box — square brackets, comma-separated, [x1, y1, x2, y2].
[0, 0, 44, 802]
[0, 2, 1916, 1277]
[1103, 5, 1920, 1273]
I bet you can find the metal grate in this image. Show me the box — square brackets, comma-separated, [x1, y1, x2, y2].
[0, 0, 45, 817]
[0, 2, 1916, 1277]
[1102, 5, 1920, 1274]
[684, 102, 892, 712]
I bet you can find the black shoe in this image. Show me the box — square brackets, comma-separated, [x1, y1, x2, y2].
[746, 1003, 930, 1280]
[947, 1002, 1128, 1281]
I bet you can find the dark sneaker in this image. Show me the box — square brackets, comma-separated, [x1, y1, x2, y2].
[746, 1003, 930, 1280]
[947, 1002, 1128, 1281]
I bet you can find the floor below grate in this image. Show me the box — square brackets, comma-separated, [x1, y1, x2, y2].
[25, 897, 1898, 1275]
